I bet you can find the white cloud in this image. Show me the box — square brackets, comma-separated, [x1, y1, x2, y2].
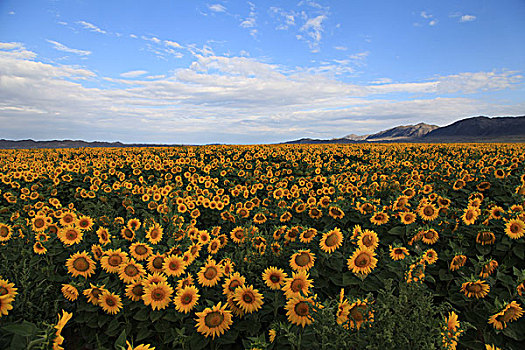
[9, 11, 15, 15]
[120, 70, 148, 78]
[460, 15, 476, 22]
[1, 42, 523, 143]
[300, 15, 327, 52]
[240, 2, 257, 38]
[77, 20, 107, 34]
[46, 40, 91, 56]
[429, 19, 438, 26]
[164, 40, 182, 49]
[269, 7, 296, 30]
[334, 46, 347, 51]
[420, 11, 433, 19]
[208, 4, 226, 12]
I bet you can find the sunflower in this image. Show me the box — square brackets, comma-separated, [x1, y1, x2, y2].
[143, 272, 168, 286]
[33, 241, 47, 255]
[143, 281, 173, 310]
[126, 341, 156, 350]
[100, 249, 128, 274]
[370, 211, 389, 225]
[269, 329, 276, 343]
[0, 278, 18, 299]
[83, 283, 106, 305]
[328, 206, 345, 219]
[96, 227, 111, 245]
[476, 231, 496, 245]
[299, 228, 317, 243]
[485, 345, 501, 350]
[346, 299, 373, 330]
[220, 258, 234, 276]
[488, 301, 524, 330]
[194, 302, 233, 339]
[423, 249, 438, 265]
[125, 281, 144, 301]
[285, 296, 314, 327]
[290, 250, 316, 271]
[58, 226, 83, 245]
[234, 284, 264, 314]
[230, 227, 246, 244]
[462, 207, 480, 225]
[129, 242, 153, 261]
[505, 219, 525, 239]
[77, 215, 94, 231]
[460, 280, 490, 299]
[253, 213, 267, 224]
[120, 227, 135, 241]
[358, 230, 379, 250]
[0, 295, 14, 317]
[98, 290, 123, 315]
[146, 253, 165, 273]
[347, 247, 378, 276]
[285, 227, 300, 242]
[59, 212, 77, 226]
[0, 223, 13, 242]
[31, 215, 48, 232]
[319, 228, 343, 253]
[207, 238, 221, 254]
[399, 211, 417, 225]
[118, 258, 146, 284]
[389, 246, 409, 261]
[174, 285, 200, 313]
[449, 255, 467, 271]
[222, 272, 246, 297]
[282, 270, 313, 299]
[418, 203, 439, 221]
[146, 223, 164, 244]
[197, 259, 224, 287]
[308, 207, 323, 219]
[127, 218, 142, 231]
[66, 251, 96, 278]
[262, 267, 287, 290]
[480, 259, 498, 278]
[61, 284, 79, 301]
[421, 229, 439, 245]
[489, 206, 504, 220]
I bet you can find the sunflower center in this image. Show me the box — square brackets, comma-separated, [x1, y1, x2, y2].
[106, 297, 116, 307]
[123, 229, 133, 238]
[234, 230, 244, 239]
[501, 307, 520, 322]
[270, 274, 281, 283]
[294, 301, 310, 316]
[204, 311, 224, 328]
[0, 287, 7, 295]
[423, 206, 435, 216]
[152, 257, 163, 269]
[134, 245, 147, 255]
[150, 229, 159, 239]
[467, 284, 482, 293]
[466, 211, 474, 220]
[0, 227, 9, 236]
[73, 257, 89, 271]
[510, 223, 520, 234]
[63, 215, 74, 224]
[108, 255, 122, 266]
[303, 230, 315, 239]
[291, 279, 304, 292]
[124, 265, 139, 277]
[295, 253, 311, 267]
[152, 289, 165, 301]
[424, 231, 435, 239]
[79, 220, 89, 228]
[350, 306, 365, 321]
[132, 285, 144, 296]
[355, 253, 371, 267]
[210, 242, 218, 250]
[66, 230, 78, 240]
[182, 294, 192, 304]
[325, 233, 338, 247]
[242, 291, 255, 303]
[92, 289, 102, 298]
[34, 218, 45, 228]
[362, 235, 373, 247]
[204, 267, 218, 280]
[394, 248, 404, 255]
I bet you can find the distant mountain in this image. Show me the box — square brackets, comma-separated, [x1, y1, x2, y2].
[0, 139, 187, 149]
[423, 116, 525, 142]
[365, 122, 438, 141]
[284, 116, 525, 144]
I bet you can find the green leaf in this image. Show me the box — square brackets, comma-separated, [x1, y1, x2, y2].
[105, 318, 121, 337]
[513, 244, 525, 260]
[189, 333, 209, 350]
[136, 327, 152, 342]
[114, 329, 127, 349]
[150, 310, 164, 322]
[2, 321, 37, 337]
[133, 308, 149, 321]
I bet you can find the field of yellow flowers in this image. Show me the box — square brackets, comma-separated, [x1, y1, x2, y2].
[1, 144, 525, 350]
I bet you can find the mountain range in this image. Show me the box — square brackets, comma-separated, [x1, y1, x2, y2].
[0, 116, 524, 149]
[284, 115, 525, 144]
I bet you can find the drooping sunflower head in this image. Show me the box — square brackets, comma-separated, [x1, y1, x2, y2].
[370, 211, 389, 225]
[476, 231, 496, 245]
[83, 283, 106, 305]
[299, 228, 317, 243]
[421, 229, 439, 245]
[460, 280, 490, 299]
[389, 246, 409, 261]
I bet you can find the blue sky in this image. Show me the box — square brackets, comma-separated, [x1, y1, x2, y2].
[0, 0, 524, 144]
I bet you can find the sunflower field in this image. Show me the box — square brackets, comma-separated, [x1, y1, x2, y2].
[1, 144, 525, 350]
